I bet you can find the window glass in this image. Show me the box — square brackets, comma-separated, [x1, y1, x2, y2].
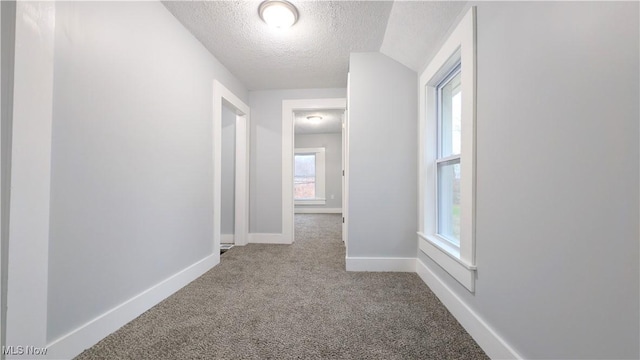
[437, 64, 462, 247]
[294, 154, 316, 199]
[439, 69, 462, 158]
[437, 159, 461, 245]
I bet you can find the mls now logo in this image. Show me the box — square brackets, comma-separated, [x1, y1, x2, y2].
[2, 346, 48, 356]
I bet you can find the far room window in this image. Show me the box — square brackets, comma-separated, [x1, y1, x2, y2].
[294, 154, 317, 199]
[294, 148, 325, 205]
[418, 7, 476, 292]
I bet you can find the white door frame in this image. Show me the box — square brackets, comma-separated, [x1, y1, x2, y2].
[213, 80, 250, 259]
[281, 98, 347, 244]
[5, 1, 54, 351]
[343, 74, 350, 249]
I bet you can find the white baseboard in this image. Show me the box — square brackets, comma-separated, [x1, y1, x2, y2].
[248, 233, 290, 244]
[45, 254, 218, 360]
[345, 257, 416, 272]
[221, 234, 234, 244]
[415, 259, 522, 359]
[294, 207, 342, 214]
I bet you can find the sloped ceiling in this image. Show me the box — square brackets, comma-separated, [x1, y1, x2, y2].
[380, 1, 468, 71]
[163, 1, 466, 90]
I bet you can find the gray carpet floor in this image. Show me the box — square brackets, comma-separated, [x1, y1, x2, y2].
[76, 214, 488, 359]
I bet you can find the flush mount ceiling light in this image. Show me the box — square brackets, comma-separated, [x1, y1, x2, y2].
[259, 0, 299, 29]
[306, 115, 323, 122]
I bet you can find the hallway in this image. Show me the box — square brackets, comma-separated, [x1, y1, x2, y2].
[76, 214, 486, 359]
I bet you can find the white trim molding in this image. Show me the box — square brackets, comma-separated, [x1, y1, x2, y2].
[415, 259, 522, 360]
[343, 73, 351, 249]
[213, 80, 250, 256]
[418, 6, 477, 292]
[345, 257, 416, 272]
[282, 98, 347, 245]
[295, 199, 326, 206]
[233, 106, 251, 247]
[46, 254, 218, 360]
[5, 2, 55, 352]
[247, 233, 289, 244]
[294, 207, 342, 214]
[220, 234, 235, 244]
[418, 234, 476, 291]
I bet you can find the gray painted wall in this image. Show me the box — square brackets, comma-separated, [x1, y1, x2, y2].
[221, 104, 235, 235]
[418, 2, 639, 358]
[47, 1, 247, 341]
[294, 133, 342, 210]
[248, 88, 346, 233]
[347, 52, 417, 258]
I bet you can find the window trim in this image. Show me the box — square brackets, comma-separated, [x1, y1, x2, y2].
[418, 7, 476, 292]
[294, 147, 326, 205]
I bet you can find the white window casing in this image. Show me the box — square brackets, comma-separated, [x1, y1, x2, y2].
[418, 7, 477, 292]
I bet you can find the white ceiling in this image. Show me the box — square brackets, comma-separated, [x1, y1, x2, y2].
[163, 1, 466, 90]
[294, 109, 343, 134]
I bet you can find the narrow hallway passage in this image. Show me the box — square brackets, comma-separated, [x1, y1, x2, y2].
[77, 214, 486, 359]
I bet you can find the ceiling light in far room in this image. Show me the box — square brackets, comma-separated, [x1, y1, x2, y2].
[306, 115, 323, 123]
[259, 0, 299, 29]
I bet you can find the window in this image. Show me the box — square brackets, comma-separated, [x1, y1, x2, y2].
[294, 154, 316, 199]
[437, 65, 462, 246]
[418, 7, 476, 292]
[294, 148, 325, 205]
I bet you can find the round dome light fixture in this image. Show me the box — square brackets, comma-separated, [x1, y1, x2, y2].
[259, 0, 299, 29]
[306, 115, 323, 122]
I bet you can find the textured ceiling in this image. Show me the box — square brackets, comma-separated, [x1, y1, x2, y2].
[294, 109, 343, 134]
[380, 1, 467, 71]
[163, 1, 393, 90]
[163, 1, 467, 90]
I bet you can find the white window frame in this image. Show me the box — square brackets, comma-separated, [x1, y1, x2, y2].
[294, 147, 326, 205]
[418, 7, 477, 292]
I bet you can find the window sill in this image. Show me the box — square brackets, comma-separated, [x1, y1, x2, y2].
[295, 199, 326, 206]
[417, 232, 476, 292]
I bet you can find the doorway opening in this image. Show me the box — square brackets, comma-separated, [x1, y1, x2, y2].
[281, 98, 348, 246]
[213, 81, 250, 261]
[220, 102, 237, 252]
[293, 109, 343, 213]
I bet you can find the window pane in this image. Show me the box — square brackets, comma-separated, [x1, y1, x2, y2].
[439, 70, 462, 157]
[438, 160, 460, 246]
[294, 154, 316, 199]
